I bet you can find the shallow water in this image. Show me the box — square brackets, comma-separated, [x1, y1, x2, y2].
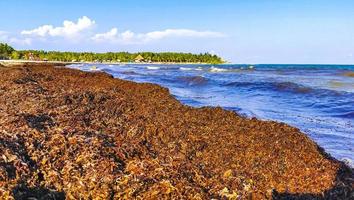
[70, 64, 354, 166]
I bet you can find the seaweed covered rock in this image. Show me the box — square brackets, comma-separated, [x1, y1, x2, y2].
[0, 65, 353, 199]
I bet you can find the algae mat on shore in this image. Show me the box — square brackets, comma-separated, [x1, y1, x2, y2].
[0, 65, 352, 199]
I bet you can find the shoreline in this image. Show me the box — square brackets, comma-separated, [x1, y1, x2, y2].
[0, 59, 222, 67]
[0, 63, 352, 199]
[3, 60, 354, 67]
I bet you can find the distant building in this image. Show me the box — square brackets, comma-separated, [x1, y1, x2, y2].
[135, 55, 144, 63]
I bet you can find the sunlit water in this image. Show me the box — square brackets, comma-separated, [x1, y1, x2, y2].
[69, 64, 354, 167]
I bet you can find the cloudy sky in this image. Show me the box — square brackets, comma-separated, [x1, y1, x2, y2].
[0, 0, 353, 64]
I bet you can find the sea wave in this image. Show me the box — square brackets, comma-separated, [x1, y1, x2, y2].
[176, 76, 209, 86]
[333, 111, 354, 119]
[225, 81, 316, 94]
[275, 82, 314, 93]
[208, 66, 255, 73]
[120, 71, 141, 75]
[102, 68, 114, 73]
[224, 81, 354, 112]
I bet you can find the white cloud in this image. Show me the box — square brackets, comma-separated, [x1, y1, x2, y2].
[21, 16, 95, 38]
[92, 28, 225, 44]
[91, 28, 119, 42]
[120, 31, 136, 42]
[0, 31, 32, 45]
[5, 16, 224, 47]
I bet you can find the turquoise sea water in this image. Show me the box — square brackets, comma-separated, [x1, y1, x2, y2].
[70, 64, 354, 167]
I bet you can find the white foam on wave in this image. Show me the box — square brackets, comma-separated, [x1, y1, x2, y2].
[180, 66, 205, 71]
[147, 66, 160, 70]
[180, 67, 193, 71]
[209, 66, 228, 72]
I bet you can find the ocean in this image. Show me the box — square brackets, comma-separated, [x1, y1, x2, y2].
[69, 64, 354, 166]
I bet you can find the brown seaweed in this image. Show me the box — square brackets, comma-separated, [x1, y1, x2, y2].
[0, 65, 352, 199]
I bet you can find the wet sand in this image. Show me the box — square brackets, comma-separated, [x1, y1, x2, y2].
[0, 64, 352, 199]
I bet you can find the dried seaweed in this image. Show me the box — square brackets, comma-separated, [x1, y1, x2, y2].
[0, 64, 352, 199]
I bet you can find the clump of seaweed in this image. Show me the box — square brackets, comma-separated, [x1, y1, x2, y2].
[342, 71, 354, 77]
[0, 65, 352, 199]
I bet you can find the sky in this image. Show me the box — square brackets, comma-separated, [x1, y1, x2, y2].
[0, 0, 353, 64]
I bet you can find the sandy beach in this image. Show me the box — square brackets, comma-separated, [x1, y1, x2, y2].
[0, 63, 352, 199]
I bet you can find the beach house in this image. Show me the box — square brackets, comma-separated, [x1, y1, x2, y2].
[135, 55, 145, 63]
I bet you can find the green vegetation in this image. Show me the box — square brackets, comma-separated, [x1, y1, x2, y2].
[0, 43, 224, 64]
[0, 43, 15, 59]
[17, 50, 224, 64]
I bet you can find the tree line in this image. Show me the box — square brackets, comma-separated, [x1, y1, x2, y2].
[0, 43, 15, 59]
[0, 43, 225, 64]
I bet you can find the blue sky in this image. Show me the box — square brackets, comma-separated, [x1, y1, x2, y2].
[0, 0, 353, 64]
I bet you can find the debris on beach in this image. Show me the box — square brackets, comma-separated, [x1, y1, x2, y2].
[0, 64, 352, 199]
